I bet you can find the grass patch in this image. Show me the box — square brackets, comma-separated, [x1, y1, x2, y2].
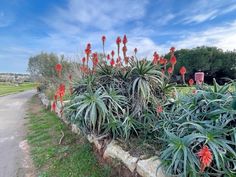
[0, 82, 36, 96]
[26, 96, 111, 177]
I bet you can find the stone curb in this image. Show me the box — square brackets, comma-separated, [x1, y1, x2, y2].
[38, 93, 166, 177]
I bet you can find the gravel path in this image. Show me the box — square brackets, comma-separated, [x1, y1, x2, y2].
[0, 90, 36, 177]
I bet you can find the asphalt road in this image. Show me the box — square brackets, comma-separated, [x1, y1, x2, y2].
[0, 90, 36, 177]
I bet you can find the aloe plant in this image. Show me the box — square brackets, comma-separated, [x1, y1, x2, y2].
[157, 80, 236, 176]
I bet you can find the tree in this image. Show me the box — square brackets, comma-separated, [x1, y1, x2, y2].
[165, 46, 236, 83]
[27, 52, 72, 86]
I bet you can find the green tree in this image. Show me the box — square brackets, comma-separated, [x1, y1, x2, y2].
[165, 46, 236, 83]
[28, 52, 73, 86]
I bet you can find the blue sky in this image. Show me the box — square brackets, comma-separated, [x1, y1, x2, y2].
[1, 0, 236, 73]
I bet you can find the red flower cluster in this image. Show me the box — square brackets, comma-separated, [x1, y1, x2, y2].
[51, 101, 56, 112]
[156, 105, 163, 113]
[180, 66, 186, 75]
[55, 63, 62, 77]
[56, 84, 65, 104]
[170, 56, 176, 66]
[167, 67, 173, 74]
[107, 54, 110, 60]
[110, 50, 115, 66]
[180, 66, 187, 84]
[80, 36, 189, 86]
[92, 53, 98, 67]
[102, 35, 106, 44]
[169, 47, 177, 76]
[116, 36, 121, 57]
[188, 79, 194, 86]
[85, 43, 91, 63]
[197, 145, 213, 172]
[152, 52, 159, 65]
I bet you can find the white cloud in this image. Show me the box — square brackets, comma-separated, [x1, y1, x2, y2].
[169, 20, 236, 51]
[155, 13, 175, 26]
[126, 37, 166, 58]
[180, 0, 236, 24]
[47, 0, 148, 31]
[183, 10, 218, 24]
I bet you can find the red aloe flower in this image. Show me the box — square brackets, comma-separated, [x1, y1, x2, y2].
[159, 57, 165, 65]
[102, 35, 106, 54]
[80, 66, 89, 74]
[102, 35, 106, 44]
[189, 79, 194, 86]
[167, 67, 173, 74]
[197, 145, 213, 172]
[52, 101, 56, 112]
[152, 52, 159, 64]
[85, 43, 91, 65]
[110, 58, 115, 67]
[180, 66, 187, 84]
[55, 64, 62, 77]
[116, 36, 121, 45]
[170, 47, 175, 53]
[122, 46, 127, 53]
[92, 53, 98, 67]
[156, 105, 163, 113]
[86, 43, 91, 50]
[116, 36, 121, 56]
[107, 54, 110, 60]
[123, 35, 127, 45]
[57, 84, 65, 104]
[54, 94, 57, 101]
[180, 66, 186, 75]
[170, 56, 177, 66]
[85, 48, 91, 56]
[111, 50, 115, 58]
[55, 63, 62, 72]
[134, 48, 137, 55]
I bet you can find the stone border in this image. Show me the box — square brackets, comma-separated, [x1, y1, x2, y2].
[38, 93, 165, 177]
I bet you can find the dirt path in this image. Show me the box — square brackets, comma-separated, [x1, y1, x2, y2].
[0, 90, 36, 177]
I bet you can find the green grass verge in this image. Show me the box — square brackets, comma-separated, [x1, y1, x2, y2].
[0, 82, 36, 96]
[26, 96, 111, 177]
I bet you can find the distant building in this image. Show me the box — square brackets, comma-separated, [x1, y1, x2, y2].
[0, 73, 31, 83]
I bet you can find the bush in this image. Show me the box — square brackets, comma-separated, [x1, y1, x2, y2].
[156, 79, 236, 176]
[47, 35, 236, 176]
[65, 36, 180, 140]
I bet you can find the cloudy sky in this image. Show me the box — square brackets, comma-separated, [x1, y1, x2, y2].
[1, 0, 236, 73]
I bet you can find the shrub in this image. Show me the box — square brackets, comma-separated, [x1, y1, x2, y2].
[156, 80, 236, 176]
[65, 35, 180, 140]
[54, 35, 236, 176]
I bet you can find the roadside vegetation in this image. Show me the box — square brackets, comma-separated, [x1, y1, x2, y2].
[28, 35, 236, 176]
[0, 82, 36, 96]
[26, 95, 111, 177]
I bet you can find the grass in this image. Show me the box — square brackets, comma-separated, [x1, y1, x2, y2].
[175, 84, 235, 95]
[0, 82, 36, 96]
[26, 96, 111, 177]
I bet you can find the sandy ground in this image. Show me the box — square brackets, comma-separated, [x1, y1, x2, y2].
[0, 90, 36, 177]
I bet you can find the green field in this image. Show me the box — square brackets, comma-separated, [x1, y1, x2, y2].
[0, 82, 36, 96]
